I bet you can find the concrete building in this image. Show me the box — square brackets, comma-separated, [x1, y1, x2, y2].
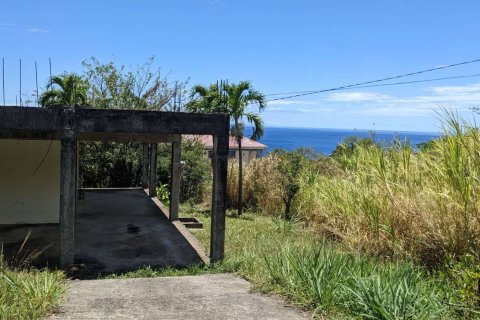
[188, 135, 266, 165]
[0, 106, 229, 271]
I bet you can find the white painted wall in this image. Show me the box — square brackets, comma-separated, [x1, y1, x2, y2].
[0, 139, 60, 224]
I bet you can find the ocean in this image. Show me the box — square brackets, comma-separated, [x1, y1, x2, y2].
[257, 127, 441, 155]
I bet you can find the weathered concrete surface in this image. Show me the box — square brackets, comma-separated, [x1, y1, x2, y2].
[49, 274, 307, 320]
[0, 189, 204, 275]
[0, 106, 230, 138]
[74, 189, 204, 274]
[59, 127, 77, 268]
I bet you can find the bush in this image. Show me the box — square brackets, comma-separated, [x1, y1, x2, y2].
[275, 149, 307, 220]
[80, 141, 143, 188]
[179, 139, 211, 203]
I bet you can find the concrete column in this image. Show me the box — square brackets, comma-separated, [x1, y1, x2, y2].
[60, 129, 77, 269]
[169, 138, 181, 221]
[210, 134, 228, 263]
[142, 143, 149, 189]
[149, 142, 158, 197]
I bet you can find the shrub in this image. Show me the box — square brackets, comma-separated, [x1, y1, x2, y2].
[275, 149, 307, 220]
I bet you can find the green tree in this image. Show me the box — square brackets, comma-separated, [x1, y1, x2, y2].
[39, 73, 89, 107]
[77, 58, 191, 191]
[82, 57, 187, 110]
[187, 81, 266, 216]
[330, 136, 377, 158]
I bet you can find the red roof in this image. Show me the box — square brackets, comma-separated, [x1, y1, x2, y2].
[184, 135, 267, 150]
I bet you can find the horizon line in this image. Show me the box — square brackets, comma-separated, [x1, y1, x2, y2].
[258, 125, 442, 135]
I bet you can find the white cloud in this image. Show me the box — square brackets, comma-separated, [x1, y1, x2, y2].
[264, 82, 480, 122]
[267, 99, 318, 106]
[326, 91, 390, 102]
[27, 27, 48, 33]
[430, 83, 480, 95]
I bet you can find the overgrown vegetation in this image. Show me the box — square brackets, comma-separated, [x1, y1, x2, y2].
[208, 112, 480, 313]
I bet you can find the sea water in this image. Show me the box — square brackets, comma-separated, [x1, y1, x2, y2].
[256, 127, 441, 155]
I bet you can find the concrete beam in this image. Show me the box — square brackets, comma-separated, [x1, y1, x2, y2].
[77, 132, 181, 143]
[0, 107, 229, 140]
[75, 108, 229, 136]
[0, 106, 59, 134]
[169, 137, 181, 221]
[142, 143, 149, 189]
[149, 143, 158, 197]
[59, 121, 77, 269]
[210, 134, 229, 263]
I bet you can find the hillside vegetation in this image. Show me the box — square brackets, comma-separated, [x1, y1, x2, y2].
[216, 112, 480, 313]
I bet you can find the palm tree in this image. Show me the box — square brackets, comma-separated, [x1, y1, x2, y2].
[40, 73, 89, 107]
[188, 81, 266, 216]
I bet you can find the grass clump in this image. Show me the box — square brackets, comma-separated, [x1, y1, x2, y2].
[265, 244, 449, 319]
[0, 268, 65, 320]
[0, 242, 65, 320]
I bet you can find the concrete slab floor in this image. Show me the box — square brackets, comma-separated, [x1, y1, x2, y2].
[0, 189, 204, 276]
[48, 273, 308, 320]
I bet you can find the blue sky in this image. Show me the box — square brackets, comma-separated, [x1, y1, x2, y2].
[1, 0, 480, 132]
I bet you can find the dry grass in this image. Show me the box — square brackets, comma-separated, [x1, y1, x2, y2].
[225, 155, 284, 214]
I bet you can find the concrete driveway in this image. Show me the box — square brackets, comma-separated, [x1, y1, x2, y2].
[48, 274, 308, 320]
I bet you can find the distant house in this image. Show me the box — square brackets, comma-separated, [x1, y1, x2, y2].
[187, 135, 267, 165]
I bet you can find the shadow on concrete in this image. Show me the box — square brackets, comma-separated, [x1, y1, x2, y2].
[0, 189, 205, 278]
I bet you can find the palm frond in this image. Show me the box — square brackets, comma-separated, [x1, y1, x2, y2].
[245, 112, 264, 140]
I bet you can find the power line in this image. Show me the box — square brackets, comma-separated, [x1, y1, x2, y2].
[267, 73, 480, 98]
[341, 73, 480, 90]
[266, 57, 480, 101]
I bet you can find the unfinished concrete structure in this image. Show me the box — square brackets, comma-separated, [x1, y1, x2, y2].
[0, 106, 229, 270]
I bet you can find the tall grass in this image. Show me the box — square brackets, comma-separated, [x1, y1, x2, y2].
[225, 155, 284, 213]
[222, 113, 480, 270]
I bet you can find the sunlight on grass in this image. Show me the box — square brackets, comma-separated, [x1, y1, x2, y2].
[0, 267, 65, 320]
